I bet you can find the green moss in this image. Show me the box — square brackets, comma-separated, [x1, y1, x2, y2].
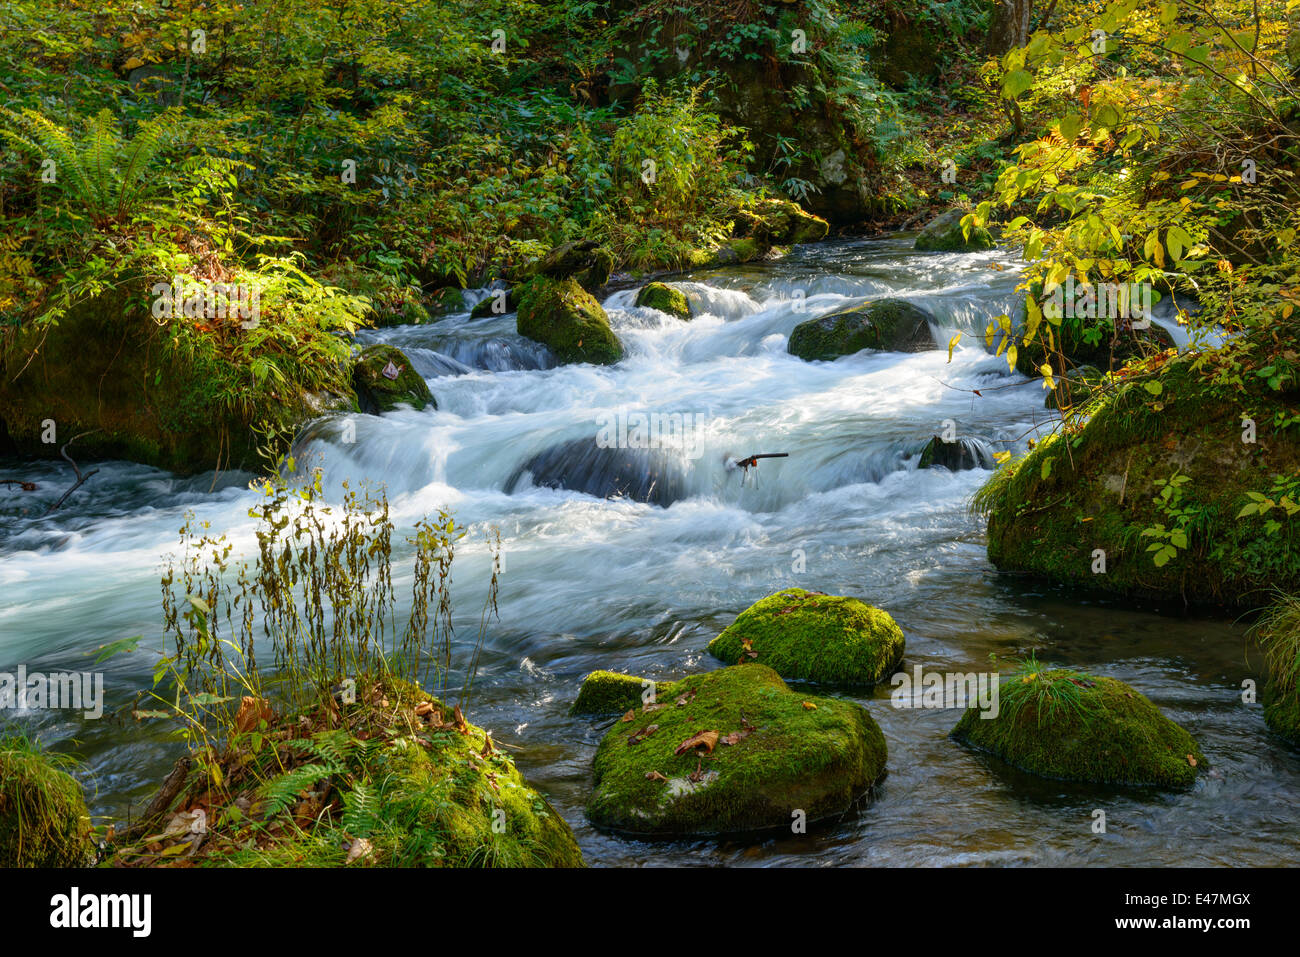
[586, 664, 887, 837]
[788, 299, 935, 360]
[351, 344, 434, 413]
[0, 736, 93, 868]
[516, 276, 623, 365]
[141, 677, 583, 869]
[914, 208, 994, 252]
[977, 355, 1300, 607]
[570, 670, 675, 715]
[952, 671, 1206, 788]
[1263, 681, 1300, 746]
[634, 282, 691, 320]
[708, 588, 905, 686]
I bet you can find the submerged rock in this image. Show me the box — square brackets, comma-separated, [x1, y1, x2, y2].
[914, 208, 994, 252]
[708, 588, 905, 686]
[505, 438, 685, 507]
[634, 282, 691, 320]
[918, 435, 994, 471]
[352, 344, 435, 414]
[0, 737, 92, 867]
[951, 668, 1207, 788]
[788, 299, 936, 360]
[571, 670, 670, 715]
[516, 277, 623, 365]
[585, 664, 887, 837]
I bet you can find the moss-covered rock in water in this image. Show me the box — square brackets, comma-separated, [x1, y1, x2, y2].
[708, 588, 905, 687]
[1263, 681, 1300, 747]
[586, 664, 887, 837]
[352, 344, 434, 414]
[977, 354, 1300, 607]
[0, 737, 93, 867]
[951, 670, 1206, 788]
[570, 670, 675, 715]
[634, 282, 691, 320]
[0, 292, 357, 474]
[517, 277, 623, 365]
[914, 208, 994, 252]
[788, 299, 936, 360]
[116, 678, 583, 868]
[918, 435, 994, 471]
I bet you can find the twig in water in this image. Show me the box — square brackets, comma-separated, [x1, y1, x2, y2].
[45, 430, 101, 514]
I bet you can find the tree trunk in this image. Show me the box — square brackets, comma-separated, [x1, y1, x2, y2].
[985, 0, 1034, 56]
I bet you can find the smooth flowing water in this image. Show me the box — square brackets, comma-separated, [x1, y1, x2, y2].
[2, 236, 1297, 866]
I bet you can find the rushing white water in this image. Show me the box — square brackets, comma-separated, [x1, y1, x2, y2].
[2, 235, 1295, 866]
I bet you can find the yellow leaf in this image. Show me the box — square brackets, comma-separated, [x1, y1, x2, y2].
[993, 451, 1011, 464]
[123, 56, 145, 71]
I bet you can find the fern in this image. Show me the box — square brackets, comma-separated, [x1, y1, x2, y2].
[341, 780, 380, 837]
[257, 762, 335, 821]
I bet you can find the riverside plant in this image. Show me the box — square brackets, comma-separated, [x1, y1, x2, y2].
[148, 460, 500, 778]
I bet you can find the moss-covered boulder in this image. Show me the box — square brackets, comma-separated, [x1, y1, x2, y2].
[788, 299, 936, 360]
[0, 292, 357, 474]
[586, 664, 887, 837]
[708, 588, 905, 686]
[514, 240, 614, 293]
[743, 198, 830, 245]
[571, 670, 673, 715]
[0, 737, 93, 868]
[469, 287, 521, 319]
[352, 344, 435, 414]
[516, 277, 623, 365]
[112, 677, 584, 868]
[634, 282, 691, 320]
[952, 668, 1207, 788]
[977, 355, 1300, 607]
[914, 208, 995, 252]
[1007, 313, 1177, 379]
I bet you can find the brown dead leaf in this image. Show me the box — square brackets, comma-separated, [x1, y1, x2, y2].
[453, 705, 469, 734]
[621, 709, 636, 722]
[721, 729, 751, 746]
[414, 701, 436, 717]
[628, 723, 659, 745]
[674, 730, 719, 755]
[645, 770, 669, 782]
[234, 696, 273, 735]
[1187, 754, 1198, 767]
[675, 690, 696, 707]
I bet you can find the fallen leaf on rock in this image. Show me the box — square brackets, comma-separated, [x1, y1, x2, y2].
[675, 691, 696, 707]
[628, 723, 659, 745]
[1187, 754, 1198, 767]
[674, 730, 719, 755]
[721, 729, 751, 746]
[642, 702, 666, 713]
[621, 709, 636, 723]
[453, 705, 469, 734]
[414, 701, 436, 717]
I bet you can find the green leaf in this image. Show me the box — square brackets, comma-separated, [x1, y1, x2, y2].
[94, 635, 143, 664]
[1002, 70, 1034, 100]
